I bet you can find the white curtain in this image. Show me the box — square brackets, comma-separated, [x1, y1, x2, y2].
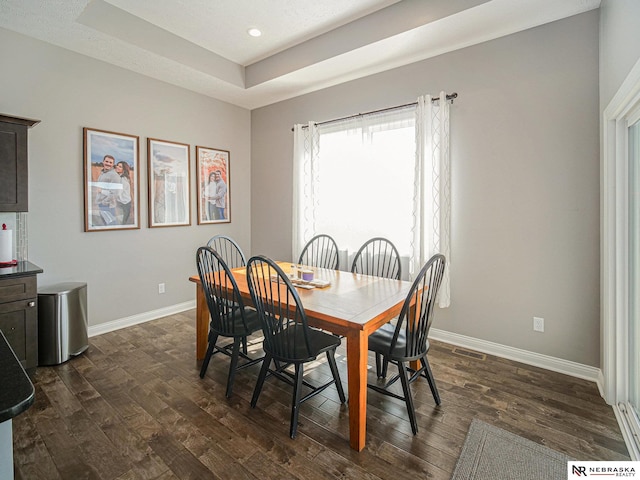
[292, 92, 451, 307]
[412, 92, 451, 307]
[294, 110, 415, 267]
[292, 122, 320, 260]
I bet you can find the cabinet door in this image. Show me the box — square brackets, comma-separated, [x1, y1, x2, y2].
[0, 300, 31, 368]
[0, 121, 28, 212]
[0, 275, 38, 370]
[0, 299, 37, 370]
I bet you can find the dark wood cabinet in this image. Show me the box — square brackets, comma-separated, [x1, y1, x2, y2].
[0, 263, 42, 372]
[0, 114, 40, 212]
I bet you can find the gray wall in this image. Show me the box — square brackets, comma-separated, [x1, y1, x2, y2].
[599, 0, 640, 111]
[0, 9, 607, 366]
[251, 12, 600, 366]
[0, 28, 251, 327]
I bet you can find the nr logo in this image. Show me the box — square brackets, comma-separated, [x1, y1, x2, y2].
[572, 465, 587, 476]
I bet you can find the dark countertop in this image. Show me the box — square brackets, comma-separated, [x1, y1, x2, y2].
[0, 261, 43, 279]
[0, 329, 34, 423]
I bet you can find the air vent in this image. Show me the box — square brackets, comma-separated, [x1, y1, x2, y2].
[452, 347, 486, 361]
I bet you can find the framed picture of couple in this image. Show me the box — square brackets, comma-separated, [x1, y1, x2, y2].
[83, 128, 140, 232]
[196, 146, 231, 224]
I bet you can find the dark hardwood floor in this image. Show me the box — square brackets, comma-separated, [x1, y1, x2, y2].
[13, 310, 629, 479]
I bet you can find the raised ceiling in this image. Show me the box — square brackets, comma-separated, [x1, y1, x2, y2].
[0, 0, 600, 109]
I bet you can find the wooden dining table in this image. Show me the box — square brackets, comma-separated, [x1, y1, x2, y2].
[189, 262, 413, 451]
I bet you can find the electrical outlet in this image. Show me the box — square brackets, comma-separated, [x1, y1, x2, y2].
[533, 316, 544, 332]
[158, 283, 165, 294]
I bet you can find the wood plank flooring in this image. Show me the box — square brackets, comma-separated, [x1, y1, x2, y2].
[13, 310, 630, 479]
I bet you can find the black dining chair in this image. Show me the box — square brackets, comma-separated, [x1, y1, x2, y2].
[196, 246, 263, 397]
[206, 235, 251, 353]
[246, 255, 346, 439]
[297, 234, 340, 270]
[351, 237, 402, 377]
[206, 234, 247, 270]
[367, 253, 446, 434]
[351, 237, 401, 280]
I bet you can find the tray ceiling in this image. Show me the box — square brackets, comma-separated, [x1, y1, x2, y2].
[0, 0, 600, 109]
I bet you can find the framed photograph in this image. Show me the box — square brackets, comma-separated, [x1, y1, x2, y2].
[147, 138, 191, 227]
[196, 146, 231, 224]
[83, 128, 140, 232]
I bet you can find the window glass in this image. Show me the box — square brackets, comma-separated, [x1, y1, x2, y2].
[314, 109, 415, 256]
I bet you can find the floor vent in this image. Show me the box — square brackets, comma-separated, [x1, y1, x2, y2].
[452, 347, 486, 361]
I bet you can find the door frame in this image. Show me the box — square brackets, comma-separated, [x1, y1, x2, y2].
[603, 56, 640, 460]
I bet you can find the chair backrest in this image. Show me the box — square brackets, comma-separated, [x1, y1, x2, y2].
[246, 255, 313, 362]
[351, 237, 401, 280]
[297, 234, 339, 269]
[196, 246, 250, 336]
[206, 235, 247, 270]
[390, 254, 446, 361]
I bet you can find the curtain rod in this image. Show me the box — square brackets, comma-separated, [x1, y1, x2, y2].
[292, 92, 458, 131]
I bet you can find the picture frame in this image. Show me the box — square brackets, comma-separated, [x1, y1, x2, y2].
[83, 128, 140, 232]
[196, 146, 231, 224]
[147, 138, 191, 227]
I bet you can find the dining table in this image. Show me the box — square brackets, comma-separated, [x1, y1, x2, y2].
[189, 261, 413, 452]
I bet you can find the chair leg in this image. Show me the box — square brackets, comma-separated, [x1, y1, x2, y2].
[199, 332, 218, 379]
[251, 353, 272, 408]
[398, 361, 418, 435]
[242, 336, 248, 354]
[290, 363, 304, 439]
[374, 353, 390, 379]
[420, 357, 441, 405]
[326, 350, 346, 403]
[225, 338, 241, 398]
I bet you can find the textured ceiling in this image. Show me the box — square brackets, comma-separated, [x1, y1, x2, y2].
[104, 0, 402, 65]
[0, 0, 600, 109]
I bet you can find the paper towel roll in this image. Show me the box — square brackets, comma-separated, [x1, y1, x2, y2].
[0, 229, 13, 263]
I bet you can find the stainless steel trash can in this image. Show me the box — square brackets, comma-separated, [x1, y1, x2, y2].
[37, 282, 88, 365]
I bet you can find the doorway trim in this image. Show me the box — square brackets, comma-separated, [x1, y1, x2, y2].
[603, 56, 640, 460]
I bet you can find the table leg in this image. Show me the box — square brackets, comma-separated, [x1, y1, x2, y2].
[346, 330, 368, 451]
[195, 284, 208, 361]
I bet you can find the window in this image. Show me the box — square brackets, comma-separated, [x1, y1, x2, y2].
[293, 92, 452, 308]
[312, 108, 415, 260]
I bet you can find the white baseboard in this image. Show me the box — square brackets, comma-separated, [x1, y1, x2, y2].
[597, 369, 607, 399]
[88, 300, 196, 337]
[86, 306, 603, 390]
[429, 328, 603, 388]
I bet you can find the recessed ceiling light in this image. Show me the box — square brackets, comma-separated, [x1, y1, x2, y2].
[247, 28, 262, 37]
